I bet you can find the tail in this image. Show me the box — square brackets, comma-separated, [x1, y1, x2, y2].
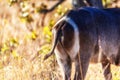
[44, 17, 66, 60]
[44, 28, 62, 60]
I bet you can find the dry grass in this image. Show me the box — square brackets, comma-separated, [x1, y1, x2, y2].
[0, 0, 120, 80]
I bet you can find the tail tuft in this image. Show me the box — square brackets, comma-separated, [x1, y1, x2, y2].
[44, 51, 53, 61]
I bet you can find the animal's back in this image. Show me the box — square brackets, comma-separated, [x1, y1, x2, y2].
[65, 7, 120, 64]
[81, 7, 120, 65]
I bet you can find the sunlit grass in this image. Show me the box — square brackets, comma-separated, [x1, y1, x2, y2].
[0, 0, 120, 80]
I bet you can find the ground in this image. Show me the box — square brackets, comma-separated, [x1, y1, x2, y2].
[0, 0, 120, 80]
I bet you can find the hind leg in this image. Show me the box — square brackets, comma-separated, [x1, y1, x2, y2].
[56, 56, 72, 80]
[101, 54, 112, 80]
[74, 51, 91, 80]
[74, 55, 81, 80]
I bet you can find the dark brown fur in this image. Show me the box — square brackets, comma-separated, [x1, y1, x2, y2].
[44, 7, 120, 80]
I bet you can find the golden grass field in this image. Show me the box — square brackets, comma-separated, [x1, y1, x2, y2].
[0, 0, 120, 80]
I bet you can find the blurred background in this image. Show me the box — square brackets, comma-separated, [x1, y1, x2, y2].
[0, 0, 120, 80]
